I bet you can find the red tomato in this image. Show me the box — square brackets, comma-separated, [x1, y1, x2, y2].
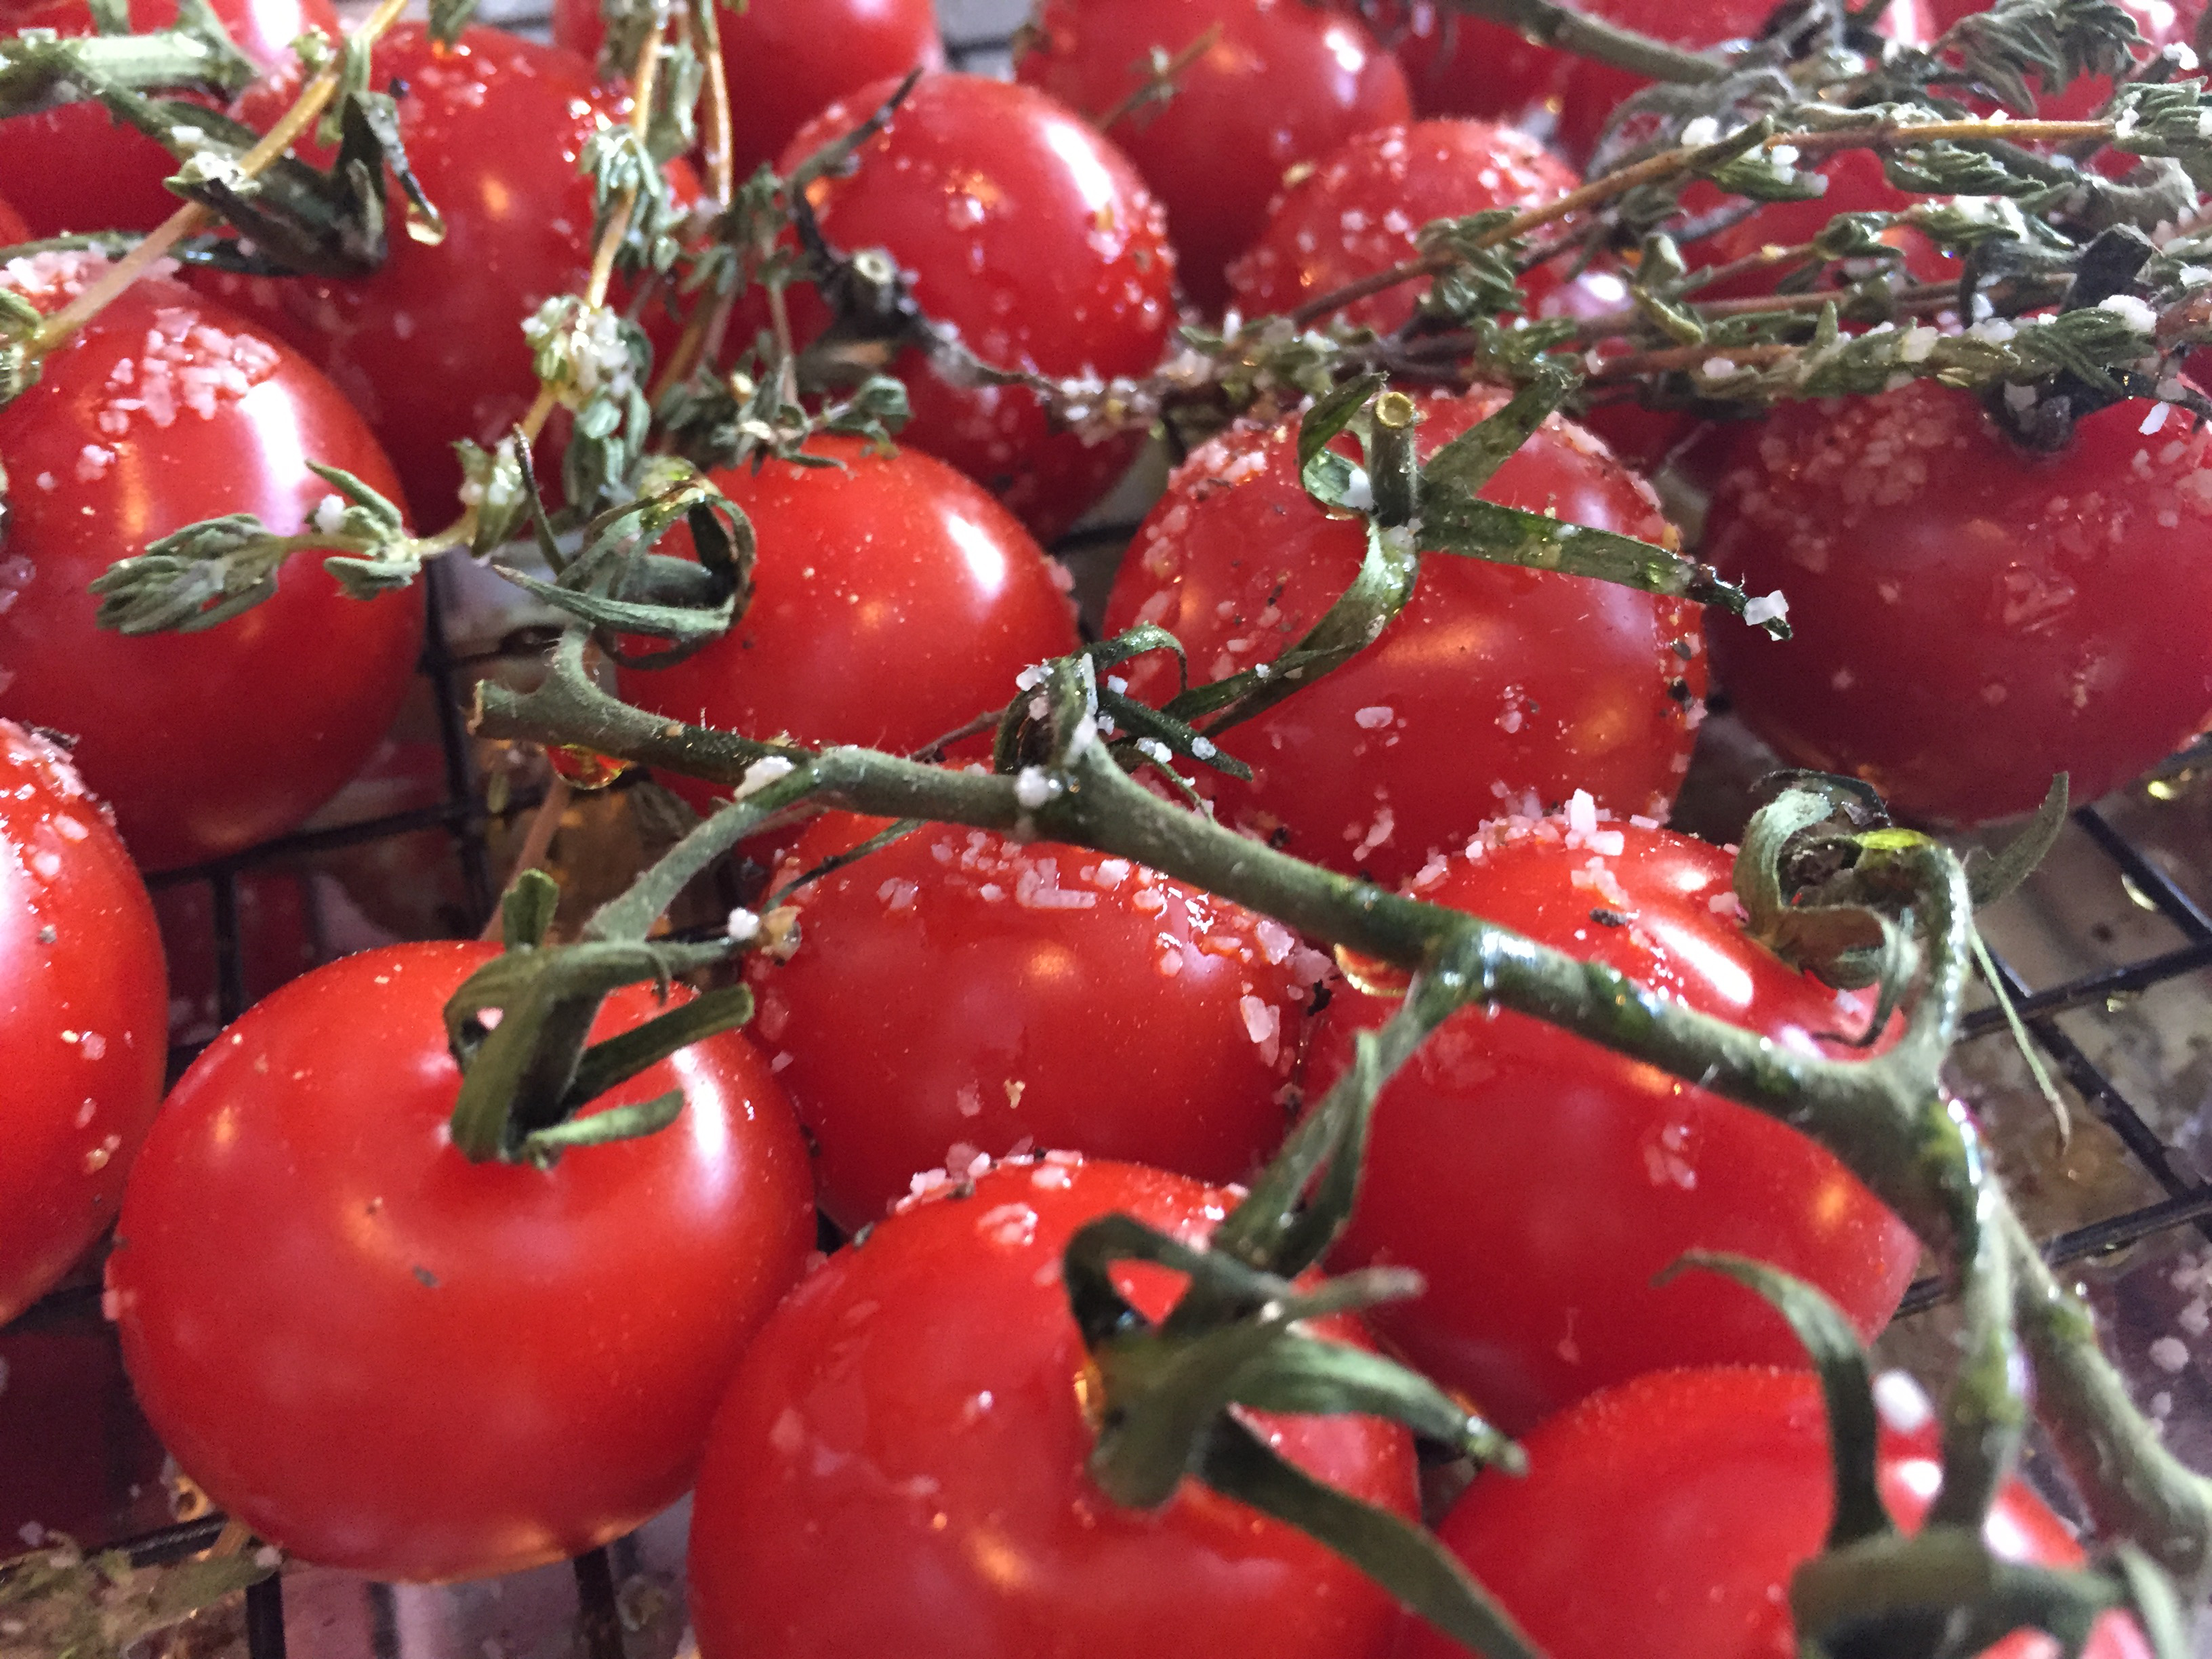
[1101, 386, 1705, 886]
[1682, 150, 1959, 302]
[613, 436, 1079, 815]
[1409, 1367, 2149, 1659]
[0, 722, 166, 1327]
[1366, 0, 1933, 163]
[1227, 119, 1579, 331]
[747, 813, 1322, 1229]
[0, 1324, 171, 1548]
[1014, 0, 1410, 313]
[688, 1155, 1417, 1659]
[550, 0, 943, 179]
[1308, 813, 1919, 1431]
[777, 73, 1177, 542]
[0, 0, 336, 238]
[1704, 379, 2212, 825]
[0, 253, 424, 872]
[0, 192, 29, 243]
[205, 24, 664, 520]
[109, 940, 817, 1581]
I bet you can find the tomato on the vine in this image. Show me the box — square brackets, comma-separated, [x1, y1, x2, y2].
[747, 812, 1322, 1229]
[614, 435, 1078, 815]
[0, 253, 424, 871]
[777, 73, 1178, 542]
[1227, 118, 1579, 331]
[1408, 1366, 2150, 1659]
[1014, 0, 1410, 313]
[207, 24, 679, 520]
[0, 721, 166, 1328]
[551, 0, 943, 179]
[1103, 386, 1706, 886]
[0, 0, 337, 238]
[109, 940, 816, 1582]
[1704, 378, 2212, 825]
[688, 1155, 1417, 1659]
[1307, 811, 1919, 1431]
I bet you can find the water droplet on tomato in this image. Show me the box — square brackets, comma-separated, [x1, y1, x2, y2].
[546, 745, 627, 790]
[1333, 944, 1409, 999]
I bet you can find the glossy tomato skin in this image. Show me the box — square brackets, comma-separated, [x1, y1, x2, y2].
[1227, 119, 1578, 331]
[0, 0, 337, 237]
[778, 74, 1177, 543]
[110, 941, 816, 1582]
[0, 723, 166, 1327]
[205, 25, 650, 521]
[1015, 0, 1409, 313]
[748, 813, 1319, 1229]
[551, 0, 943, 178]
[1406, 1367, 2149, 1659]
[614, 436, 1078, 815]
[1102, 387, 1705, 886]
[1704, 380, 2212, 825]
[0, 255, 423, 871]
[1308, 817, 1918, 1431]
[689, 1155, 1417, 1659]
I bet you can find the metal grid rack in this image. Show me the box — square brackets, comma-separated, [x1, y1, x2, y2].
[7, 11, 2212, 1659]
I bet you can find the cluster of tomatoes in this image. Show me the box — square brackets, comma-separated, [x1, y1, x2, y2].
[2, 0, 2207, 1649]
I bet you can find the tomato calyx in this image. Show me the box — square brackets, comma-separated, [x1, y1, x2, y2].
[1667, 1252, 2182, 1659]
[442, 871, 754, 1166]
[440, 729, 826, 1166]
[1063, 946, 1547, 1658]
[1732, 770, 2070, 1059]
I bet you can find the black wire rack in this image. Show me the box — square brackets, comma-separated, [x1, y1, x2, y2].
[7, 18, 2212, 1659]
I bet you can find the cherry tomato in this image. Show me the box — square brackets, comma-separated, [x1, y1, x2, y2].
[1227, 119, 1579, 331]
[778, 73, 1178, 542]
[1680, 150, 1959, 303]
[1014, 0, 1409, 313]
[1408, 1367, 2150, 1659]
[0, 253, 424, 871]
[0, 1323, 173, 1548]
[613, 436, 1079, 815]
[748, 812, 1322, 1229]
[1308, 812, 1919, 1431]
[550, 0, 943, 180]
[109, 939, 817, 1581]
[1703, 379, 2212, 825]
[0, 722, 166, 1328]
[688, 1154, 1417, 1659]
[0, 0, 337, 239]
[1102, 385, 1705, 886]
[206, 24, 669, 520]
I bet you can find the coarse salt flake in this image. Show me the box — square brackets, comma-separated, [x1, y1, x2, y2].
[735, 755, 796, 800]
[2097, 293, 2159, 334]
